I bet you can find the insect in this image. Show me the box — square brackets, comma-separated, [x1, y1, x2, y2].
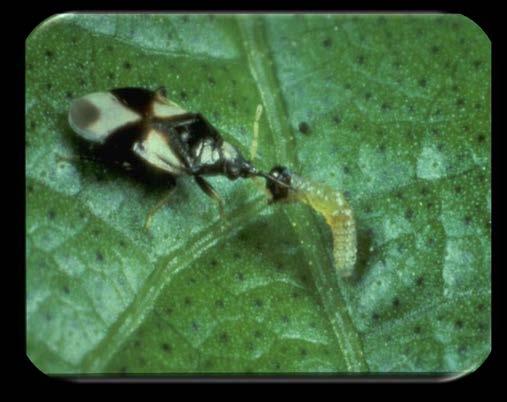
[67, 87, 283, 228]
[266, 166, 357, 278]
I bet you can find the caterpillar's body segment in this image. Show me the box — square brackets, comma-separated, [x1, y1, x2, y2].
[266, 166, 357, 278]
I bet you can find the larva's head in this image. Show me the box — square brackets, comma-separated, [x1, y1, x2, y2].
[266, 165, 292, 202]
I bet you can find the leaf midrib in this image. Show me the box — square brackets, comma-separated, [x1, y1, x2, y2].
[237, 16, 369, 372]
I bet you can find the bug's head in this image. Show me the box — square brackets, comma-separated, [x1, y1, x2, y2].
[220, 142, 258, 180]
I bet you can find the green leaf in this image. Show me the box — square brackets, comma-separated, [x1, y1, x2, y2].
[26, 13, 491, 375]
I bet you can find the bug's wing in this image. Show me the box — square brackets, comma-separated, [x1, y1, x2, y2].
[132, 127, 187, 175]
[68, 92, 142, 144]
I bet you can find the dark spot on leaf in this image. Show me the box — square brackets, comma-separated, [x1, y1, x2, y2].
[45, 312, 52, 321]
[477, 134, 486, 143]
[364, 92, 372, 100]
[219, 332, 229, 343]
[134, 340, 141, 348]
[161, 343, 171, 353]
[210, 259, 218, 268]
[456, 98, 465, 107]
[464, 215, 472, 226]
[45, 49, 54, 58]
[107, 72, 114, 80]
[381, 102, 391, 112]
[343, 165, 351, 175]
[454, 185, 462, 194]
[253, 299, 263, 308]
[405, 208, 414, 220]
[184, 296, 192, 306]
[165, 306, 173, 315]
[254, 330, 262, 339]
[215, 299, 224, 308]
[418, 78, 427, 88]
[416, 276, 424, 287]
[300, 348, 308, 356]
[344, 83, 351, 90]
[281, 315, 289, 324]
[207, 76, 216, 86]
[65, 91, 73, 100]
[356, 54, 365, 65]
[419, 187, 429, 198]
[236, 272, 244, 281]
[273, 361, 281, 370]
[96, 251, 104, 262]
[123, 61, 132, 70]
[372, 312, 380, 321]
[430, 45, 440, 54]
[180, 90, 188, 101]
[392, 298, 400, 308]
[473, 60, 482, 69]
[191, 321, 199, 332]
[333, 114, 341, 125]
[414, 325, 422, 334]
[455, 320, 464, 329]
[47, 210, 56, 220]
[322, 37, 332, 48]
[298, 121, 311, 135]
[63, 286, 70, 294]
[477, 303, 485, 312]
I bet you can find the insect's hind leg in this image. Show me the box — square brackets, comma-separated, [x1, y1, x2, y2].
[144, 179, 177, 230]
[194, 176, 225, 220]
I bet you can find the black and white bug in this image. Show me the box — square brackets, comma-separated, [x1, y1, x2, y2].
[67, 87, 284, 227]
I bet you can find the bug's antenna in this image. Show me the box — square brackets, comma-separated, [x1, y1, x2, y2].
[250, 104, 263, 161]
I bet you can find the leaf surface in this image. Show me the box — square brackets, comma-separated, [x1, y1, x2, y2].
[26, 14, 491, 374]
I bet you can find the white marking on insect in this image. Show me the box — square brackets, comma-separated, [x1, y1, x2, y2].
[68, 92, 141, 144]
[133, 128, 185, 174]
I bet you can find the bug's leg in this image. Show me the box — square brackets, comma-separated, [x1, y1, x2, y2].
[154, 86, 167, 98]
[194, 176, 225, 220]
[56, 153, 102, 165]
[144, 187, 176, 230]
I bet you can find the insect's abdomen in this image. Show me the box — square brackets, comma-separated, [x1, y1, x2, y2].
[291, 175, 357, 278]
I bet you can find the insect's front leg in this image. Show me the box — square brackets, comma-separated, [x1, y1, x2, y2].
[194, 176, 225, 220]
[144, 180, 177, 230]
